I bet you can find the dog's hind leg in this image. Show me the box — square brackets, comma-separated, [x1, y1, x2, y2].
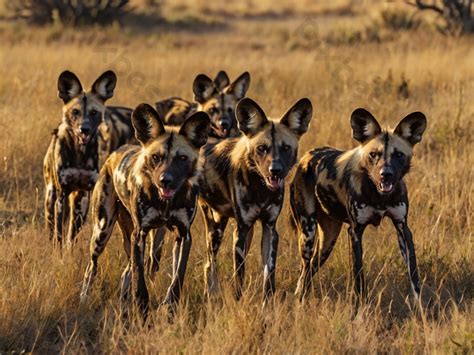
[309, 213, 342, 289]
[202, 203, 229, 298]
[80, 170, 118, 302]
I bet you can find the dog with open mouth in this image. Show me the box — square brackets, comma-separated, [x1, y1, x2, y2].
[155, 70, 250, 139]
[80, 104, 210, 318]
[289, 108, 427, 303]
[198, 97, 312, 302]
[43, 70, 118, 247]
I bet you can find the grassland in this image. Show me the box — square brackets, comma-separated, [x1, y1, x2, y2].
[0, 1, 473, 353]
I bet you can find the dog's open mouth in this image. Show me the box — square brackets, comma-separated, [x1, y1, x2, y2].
[212, 125, 228, 138]
[158, 187, 176, 200]
[379, 180, 394, 194]
[265, 176, 283, 191]
[77, 132, 91, 145]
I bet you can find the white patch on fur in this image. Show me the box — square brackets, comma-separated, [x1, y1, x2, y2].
[387, 202, 407, 222]
[363, 123, 376, 138]
[142, 207, 159, 227]
[171, 208, 190, 226]
[263, 264, 269, 281]
[99, 217, 107, 230]
[356, 202, 407, 224]
[114, 169, 127, 185]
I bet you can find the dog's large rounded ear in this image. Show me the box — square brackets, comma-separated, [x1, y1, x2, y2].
[193, 74, 216, 103]
[350, 108, 382, 143]
[280, 98, 312, 138]
[58, 71, 83, 103]
[91, 70, 117, 102]
[132, 103, 166, 146]
[394, 112, 427, 146]
[227, 71, 251, 99]
[179, 111, 211, 148]
[214, 70, 230, 90]
[236, 98, 268, 137]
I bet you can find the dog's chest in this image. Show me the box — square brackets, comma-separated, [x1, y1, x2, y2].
[353, 202, 407, 226]
[59, 167, 98, 190]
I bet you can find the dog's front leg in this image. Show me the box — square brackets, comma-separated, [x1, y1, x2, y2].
[233, 223, 251, 300]
[147, 227, 166, 278]
[53, 190, 69, 247]
[163, 225, 192, 310]
[131, 227, 149, 318]
[393, 220, 421, 300]
[348, 223, 367, 301]
[261, 222, 279, 302]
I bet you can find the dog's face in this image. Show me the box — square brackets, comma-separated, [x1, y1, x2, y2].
[132, 104, 210, 200]
[58, 70, 116, 145]
[193, 71, 250, 138]
[351, 108, 427, 194]
[236, 98, 312, 191]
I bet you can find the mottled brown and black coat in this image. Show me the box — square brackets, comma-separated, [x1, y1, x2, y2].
[290, 108, 427, 302]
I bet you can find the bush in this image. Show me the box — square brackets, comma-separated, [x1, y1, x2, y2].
[7, 0, 130, 26]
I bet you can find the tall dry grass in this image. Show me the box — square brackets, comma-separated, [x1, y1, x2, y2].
[0, 3, 473, 353]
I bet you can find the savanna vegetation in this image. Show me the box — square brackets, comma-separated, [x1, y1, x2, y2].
[0, 0, 473, 353]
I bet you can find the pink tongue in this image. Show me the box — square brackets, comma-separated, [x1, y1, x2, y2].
[268, 178, 280, 190]
[160, 188, 175, 198]
[381, 182, 393, 192]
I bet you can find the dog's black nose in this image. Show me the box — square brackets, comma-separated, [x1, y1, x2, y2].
[219, 120, 230, 130]
[80, 126, 91, 134]
[269, 162, 283, 176]
[380, 166, 394, 178]
[159, 173, 173, 187]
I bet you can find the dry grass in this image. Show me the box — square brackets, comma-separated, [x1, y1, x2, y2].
[0, 1, 473, 353]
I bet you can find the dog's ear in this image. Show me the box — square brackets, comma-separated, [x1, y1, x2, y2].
[214, 70, 230, 90]
[58, 71, 83, 103]
[132, 103, 166, 146]
[394, 112, 427, 146]
[280, 98, 313, 138]
[179, 111, 211, 148]
[236, 98, 268, 137]
[227, 71, 251, 99]
[350, 108, 382, 143]
[193, 74, 216, 103]
[91, 70, 117, 102]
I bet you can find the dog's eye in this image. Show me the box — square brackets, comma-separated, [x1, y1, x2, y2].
[396, 151, 404, 158]
[208, 107, 218, 115]
[152, 154, 162, 163]
[257, 145, 267, 153]
[282, 144, 291, 152]
[369, 152, 378, 159]
[179, 155, 188, 161]
[90, 109, 98, 116]
[227, 107, 233, 113]
[72, 109, 80, 116]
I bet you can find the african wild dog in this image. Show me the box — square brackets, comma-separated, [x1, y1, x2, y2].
[98, 106, 135, 166]
[44, 70, 118, 247]
[80, 104, 210, 316]
[155, 71, 250, 139]
[290, 108, 427, 302]
[199, 97, 312, 301]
